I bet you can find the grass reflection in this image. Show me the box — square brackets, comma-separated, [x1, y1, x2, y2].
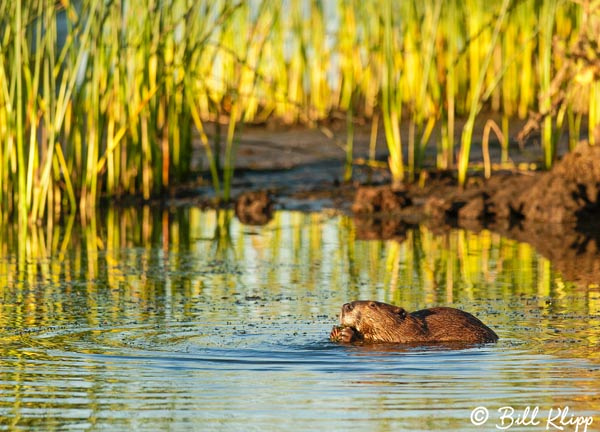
[0, 208, 598, 355]
[0, 209, 596, 312]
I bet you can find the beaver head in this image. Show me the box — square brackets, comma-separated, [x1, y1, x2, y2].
[339, 300, 428, 343]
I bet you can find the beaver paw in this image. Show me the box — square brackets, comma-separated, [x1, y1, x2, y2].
[330, 325, 343, 341]
[330, 325, 358, 343]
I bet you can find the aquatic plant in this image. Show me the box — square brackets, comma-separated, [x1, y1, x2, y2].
[0, 0, 596, 223]
[457, 0, 511, 187]
[380, 0, 405, 188]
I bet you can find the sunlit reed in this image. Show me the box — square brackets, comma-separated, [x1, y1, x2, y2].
[0, 0, 596, 222]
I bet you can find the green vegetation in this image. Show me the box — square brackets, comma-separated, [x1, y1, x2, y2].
[1, 0, 598, 223]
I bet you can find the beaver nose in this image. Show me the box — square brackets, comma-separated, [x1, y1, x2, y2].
[343, 303, 354, 312]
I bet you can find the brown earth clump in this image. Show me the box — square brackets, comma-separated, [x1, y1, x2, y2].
[352, 185, 412, 214]
[423, 142, 600, 224]
[234, 190, 274, 225]
[515, 142, 600, 222]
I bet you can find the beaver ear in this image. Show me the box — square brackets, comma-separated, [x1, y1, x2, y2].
[394, 307, 407, 318]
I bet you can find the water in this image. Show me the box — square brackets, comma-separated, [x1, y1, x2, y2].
[0, 209, 599, 431]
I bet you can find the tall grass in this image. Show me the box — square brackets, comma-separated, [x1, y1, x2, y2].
[539, 0, 559, 169]
[457, 0, 510, 187]
[380, 0, 404, 188]
[0, 0, 597, 223]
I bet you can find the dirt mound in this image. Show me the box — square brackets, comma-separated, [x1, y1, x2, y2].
[351, 185, 412, 214]
[516, 142, 600, 222]
[235, 190, 274, 225]
[420, 142, 600, 224]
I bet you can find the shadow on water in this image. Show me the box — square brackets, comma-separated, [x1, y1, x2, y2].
[0, 207, 599, 430]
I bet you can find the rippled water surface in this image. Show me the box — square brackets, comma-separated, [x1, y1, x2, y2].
[1, 209, 599, 431]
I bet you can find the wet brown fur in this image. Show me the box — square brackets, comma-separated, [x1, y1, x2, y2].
[335, 300, 498, 344]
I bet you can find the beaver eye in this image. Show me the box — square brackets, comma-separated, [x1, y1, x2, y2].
[368, 301, 376, 308]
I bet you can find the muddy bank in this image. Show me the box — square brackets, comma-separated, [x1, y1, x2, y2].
[411, 141, 600, 224]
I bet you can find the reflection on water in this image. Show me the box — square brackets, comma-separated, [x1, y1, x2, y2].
[0, 209, 599, 431]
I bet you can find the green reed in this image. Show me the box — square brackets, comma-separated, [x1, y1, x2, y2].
[380, 0, 404, 188]
[539, 0, 558, 169]
[405, 0, 442, 182]
[457, 0, 510, 187]
[0, 0, 596, 223]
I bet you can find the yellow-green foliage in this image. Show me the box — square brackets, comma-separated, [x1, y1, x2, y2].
[0, 0, 596, 222]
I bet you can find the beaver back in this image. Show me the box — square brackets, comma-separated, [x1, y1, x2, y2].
[411, 307, 498, 343]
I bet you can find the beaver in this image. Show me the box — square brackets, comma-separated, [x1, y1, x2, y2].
[330, 300, 498, 344]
